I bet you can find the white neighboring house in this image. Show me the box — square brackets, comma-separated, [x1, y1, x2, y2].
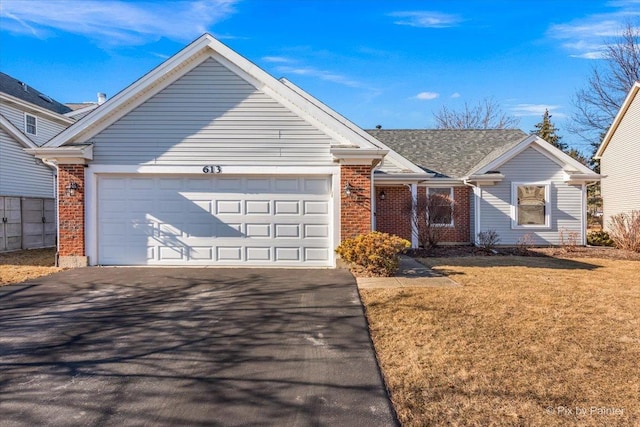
[594, 81, 640, 231]
[0, 72, 74, 251]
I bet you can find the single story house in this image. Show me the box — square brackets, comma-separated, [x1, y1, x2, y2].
[0, 72, 74, 251]
[28, 34, 599, 268]
[594, 81, 640, 231]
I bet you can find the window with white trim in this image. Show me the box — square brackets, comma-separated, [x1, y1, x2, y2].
[512, 183, 550, 228]
[25, 114, 37, 135]
[427, 187, 454, 226]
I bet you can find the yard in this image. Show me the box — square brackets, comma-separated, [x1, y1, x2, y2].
[2, 248, 639, 425]
[360, 254, 640, 426]
[0, 248, 60, 286]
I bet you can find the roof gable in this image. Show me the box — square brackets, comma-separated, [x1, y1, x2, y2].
[474, 134, 598, 178]
[595, 81, 640, 158]
[45, 34, 385, 154]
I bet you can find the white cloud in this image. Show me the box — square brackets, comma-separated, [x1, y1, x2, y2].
[450, 92, 461, 98]
[547, 3, 640, 59]
[389, 11, 463, 28]
[414, 91, 439, 100]
[262, 56, 294, 63]
[0, 0, 239, 46]
[511, 104, 566, 118]
[276, 65, 364, 88]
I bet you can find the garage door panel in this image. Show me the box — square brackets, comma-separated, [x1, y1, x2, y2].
[98, 175, 332, 266]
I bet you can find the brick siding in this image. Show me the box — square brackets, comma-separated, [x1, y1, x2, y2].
[340, 164, 372, 239]
[375, 185, 471, 245]
[57, 164, 85, 256]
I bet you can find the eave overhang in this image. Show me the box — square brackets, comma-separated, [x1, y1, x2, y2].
[25, 144, 94, 164]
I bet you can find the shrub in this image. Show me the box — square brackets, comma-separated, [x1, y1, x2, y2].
[587, 230, 614, 247]
[559, 228, 580, 252]
[516, 233, 534, 255]
[477, 229, 500, 252]
[336, 231, 411, 276]
[608, 211, 640, 252]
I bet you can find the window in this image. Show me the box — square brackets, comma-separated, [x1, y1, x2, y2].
[427, 187, 454, 226]
[513, 183, 550, 228]
[25, 114, 37, 135]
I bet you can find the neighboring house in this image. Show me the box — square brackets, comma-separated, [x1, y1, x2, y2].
[594, 81, 640, 231]
[0, 72, 74, 251]
[28, 34, 599, 268]
[64, 92, 106, 121]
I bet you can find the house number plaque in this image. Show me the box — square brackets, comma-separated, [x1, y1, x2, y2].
[202, 165, 222, 174]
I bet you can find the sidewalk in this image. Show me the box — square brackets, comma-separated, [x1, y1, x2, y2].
[356, 255, 460, 289]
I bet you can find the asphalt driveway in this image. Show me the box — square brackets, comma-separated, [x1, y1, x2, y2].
[0, 268, 397, 427]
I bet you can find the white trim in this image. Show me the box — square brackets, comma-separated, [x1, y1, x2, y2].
[473, 185, 482, 245]
[86, 164, 338, 175]
[0, 113, 38, 149]
[370, 167, 376, 231]
[24, 112, 37, 136]
[475, 135, 598, 177]
[64, 103, 99, 119]
[511, 181, 551, 229]
[410, 183, 418, 248]
[0, 93, 74, 125]
[581, 183, 587, 245]
[595, 81, 640, 159]
[332, 171, 340, 263]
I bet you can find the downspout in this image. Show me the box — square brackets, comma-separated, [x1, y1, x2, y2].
[42, 158, 59, 267]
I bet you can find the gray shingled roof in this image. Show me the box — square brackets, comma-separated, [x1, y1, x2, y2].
[0, 72, 72, 115]
[366, 129, 528, 178]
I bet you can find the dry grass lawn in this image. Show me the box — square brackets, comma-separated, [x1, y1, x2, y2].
[360, 256, 640, 426]
[0, 248, 60, 286]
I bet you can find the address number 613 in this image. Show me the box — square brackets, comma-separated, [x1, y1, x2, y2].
[202, 165, 222, 174]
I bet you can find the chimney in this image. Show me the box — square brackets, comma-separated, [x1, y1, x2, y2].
[97, 92, 107, 105]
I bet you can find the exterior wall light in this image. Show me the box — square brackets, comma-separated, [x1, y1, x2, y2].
[344, 182, 354, 197]
[66, 182, 79, 196]
[379, 190, 386, 200]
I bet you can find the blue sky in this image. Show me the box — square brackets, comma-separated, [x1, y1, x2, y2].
[1, 0, 639, 153]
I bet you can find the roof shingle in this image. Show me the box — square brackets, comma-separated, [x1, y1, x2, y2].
[0, 72, 72, 115]
[366, 129, 528, 178]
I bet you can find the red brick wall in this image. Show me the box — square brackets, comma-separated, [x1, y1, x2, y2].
[375, 186, 412, 241]
[340, 164, 372, 239]
[374, 185, 472, 245]
[57, 164, 85, 256]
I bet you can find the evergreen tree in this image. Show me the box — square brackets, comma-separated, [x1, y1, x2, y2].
[532, 109, 568, 151]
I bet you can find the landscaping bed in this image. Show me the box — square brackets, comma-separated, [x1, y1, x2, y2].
[0, 248, 60, 286]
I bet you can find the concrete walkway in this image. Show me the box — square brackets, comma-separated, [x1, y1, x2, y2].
[356, 255, 460, 289]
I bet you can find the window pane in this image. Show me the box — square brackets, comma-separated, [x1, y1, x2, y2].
[428, 188, 453, 225]
[517, 185, 545, 225]
[26, 115, 36, 135]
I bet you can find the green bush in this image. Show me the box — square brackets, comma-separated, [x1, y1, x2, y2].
[587, 230, 614, 247]
[336, 231, 411, 276]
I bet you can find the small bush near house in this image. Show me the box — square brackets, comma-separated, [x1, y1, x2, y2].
[477, 229, 500, 252]
[516, 233, 534, 255]
[336, 231, 410, 276]
[608, 210, 640, 252]
[587, 230, 615, 247]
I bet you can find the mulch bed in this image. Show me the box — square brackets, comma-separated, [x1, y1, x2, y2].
[407, 245, 640, 261]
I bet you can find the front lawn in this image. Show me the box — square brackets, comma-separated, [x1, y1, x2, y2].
[360, 255, 640, 426]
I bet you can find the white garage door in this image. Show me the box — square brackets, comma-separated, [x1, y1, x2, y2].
[97, 175, 333, 266]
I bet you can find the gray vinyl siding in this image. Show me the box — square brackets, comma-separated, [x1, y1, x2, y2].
[91, 58, 335, 166]
[477, 147, 584, 245]
[600, 92, 640, 231]
[0, 128, 55, 198]
[0, 103, 68, 147]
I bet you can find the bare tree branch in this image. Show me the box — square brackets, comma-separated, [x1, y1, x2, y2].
[433, 97, 520, 129]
